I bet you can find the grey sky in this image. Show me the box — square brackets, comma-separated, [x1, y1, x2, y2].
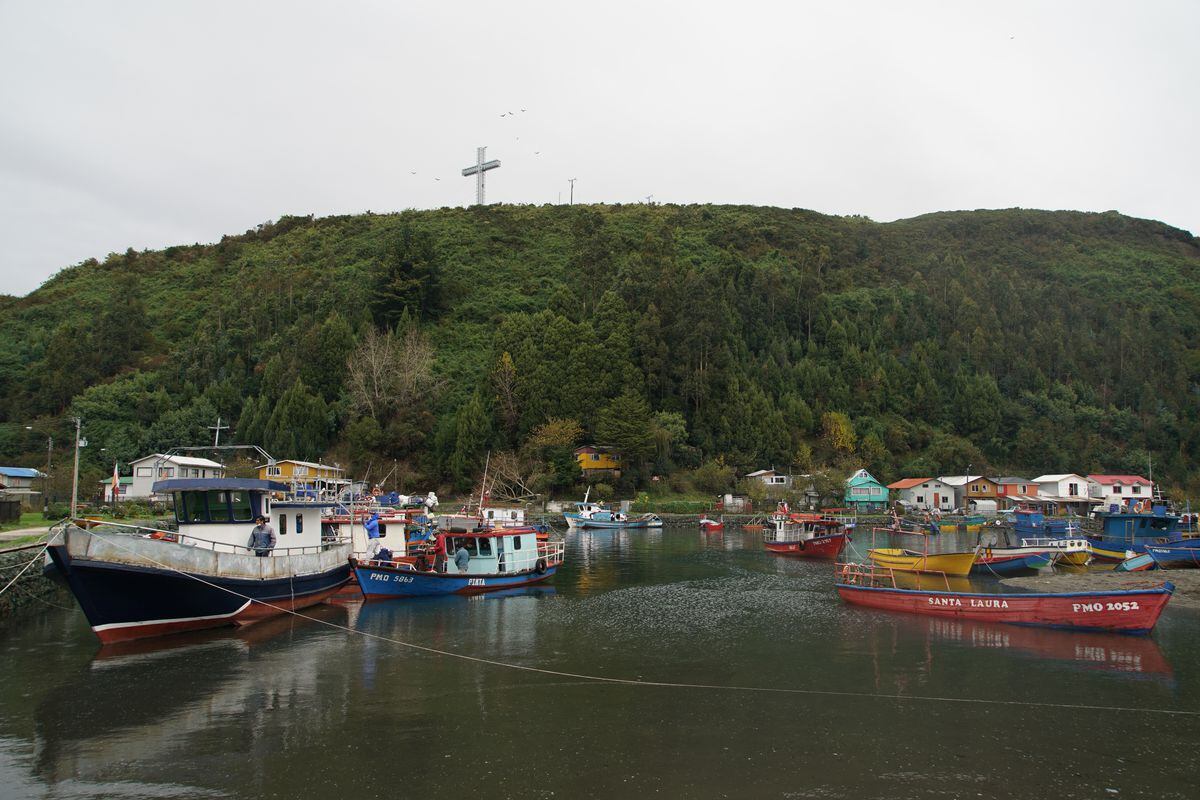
[1, 0, 1197, 296]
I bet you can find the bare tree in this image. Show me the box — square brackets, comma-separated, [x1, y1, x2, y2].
[345, 327, 443, 421]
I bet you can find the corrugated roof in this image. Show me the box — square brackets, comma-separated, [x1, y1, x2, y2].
[993, 477, 1031, 484]
[887, 477, 933, 490]
[938, 475, 981, 486]
[0, 466, 46, 478]
[1088, 474, 1151, 485]
[130, 454, 225, 469]
[1033, 474, 1085, 482]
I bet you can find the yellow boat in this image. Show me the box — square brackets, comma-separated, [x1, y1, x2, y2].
[867, 547, 978, 576]
[1056, 550, 1092, 566]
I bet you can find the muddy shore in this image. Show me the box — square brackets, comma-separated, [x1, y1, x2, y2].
[1002, 570, 1200, 610]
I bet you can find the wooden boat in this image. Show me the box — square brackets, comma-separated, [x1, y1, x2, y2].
[352, 526, 564, 598]
[970, 548, 1053, 576]
[1115, 553, 1156, 572]
[48, 479, 352, 644]
[1086, 507, 1188, 562]
[762, 512, 851, 559]
[1017, 536, 1091, 566]
[867, 547, 978, 576]
[1145, 543, 1200, 569]
[699, 517, 725, 532]
[835, 563, 1174, 634]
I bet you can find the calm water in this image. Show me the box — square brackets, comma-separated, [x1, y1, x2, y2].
[2, 525, 1198, 799]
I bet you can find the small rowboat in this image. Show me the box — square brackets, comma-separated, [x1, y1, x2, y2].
[699, 518, 725, 532]
[970, 549, 1053, 576]
[836, 563, 1174, 634]
[868, 547, 978, 576]
[1115, 553, 1156, 572]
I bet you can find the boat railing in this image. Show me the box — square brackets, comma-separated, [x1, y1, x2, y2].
[836, 561, 953, 591]
[1020, 537, 1089, 550]
[68, 518, 349, 557]
[499, 540, 565, 572]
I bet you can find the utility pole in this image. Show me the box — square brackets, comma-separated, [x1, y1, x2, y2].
[70, 417, 81, 519]
[44, 434, 52, 513]
[568, 178, 576, 205]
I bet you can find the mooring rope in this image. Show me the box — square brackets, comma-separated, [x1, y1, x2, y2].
[57, 528, 1200, 718]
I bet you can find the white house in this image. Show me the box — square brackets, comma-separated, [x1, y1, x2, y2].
[1087, 474, 1153, 506]
[937, 475, 982, 511]
[745, 469, 794, 491]
[1032, 474, 1092, 514]
[886, 478, 955, 511]
[128, 454, 225, 499]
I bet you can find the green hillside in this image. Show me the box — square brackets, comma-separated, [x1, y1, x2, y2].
[2, 204, 1198, 498]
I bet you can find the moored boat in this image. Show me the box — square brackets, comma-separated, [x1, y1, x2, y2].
[563, 489, 663, 530]
[1145, 543, 1200, 569]
[762, 512, 851, 559]
[1085, 506, 1188, 562]
[699, 517, 725, 532]
[352, 526, 564, 598]
[1115, 553, 1157, 572]
[867, 547, 978, 576]
[970, 548, 1054, 576]
[48, 478, 352, 644]
[835, 563, 1174, 634]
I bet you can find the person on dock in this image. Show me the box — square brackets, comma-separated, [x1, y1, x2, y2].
[249, 515, 276, 557]
[454, 542, 470, 573]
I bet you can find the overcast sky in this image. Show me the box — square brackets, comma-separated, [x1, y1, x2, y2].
[1, 0, 1196, 296]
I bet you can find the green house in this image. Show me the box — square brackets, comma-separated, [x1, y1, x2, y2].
[844, 468, 888, 512]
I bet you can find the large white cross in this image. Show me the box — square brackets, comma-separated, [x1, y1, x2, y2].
[461, 146, 501, 205]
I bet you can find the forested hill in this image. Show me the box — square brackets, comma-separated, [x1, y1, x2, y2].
[2, 204, 1199, 497]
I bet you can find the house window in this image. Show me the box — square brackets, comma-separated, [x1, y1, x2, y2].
[136, 467, 152, 477]
[158, 467, 175, 478]
[922, 484, 929, 488]
[1113, 485, 1122, 494]
[1018, 485, 1026, 493]
[267, 465, 282, 477]
[295, 466, 308, 476]
[1132, 485, 1142, 495]
[916, 495, 924, 504]
[1068, 482, 1079, 496]
[591, 454, 600, 461]
[770, 476, 787, 485]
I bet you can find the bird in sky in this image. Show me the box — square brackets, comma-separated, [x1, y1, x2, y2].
[534, 151, 541, 155]
[410, 171, 416, 175]
[434, 177, 441, 181]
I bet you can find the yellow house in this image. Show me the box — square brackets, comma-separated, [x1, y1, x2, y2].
[574, 445, 622, 472]
[257, 459, 344, 482]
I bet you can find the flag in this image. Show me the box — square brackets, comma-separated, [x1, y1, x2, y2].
[111, 461, 120, 502]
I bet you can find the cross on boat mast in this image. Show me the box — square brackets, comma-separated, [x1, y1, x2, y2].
[207, 416, 229, 447]
[461, 146, 501, 205]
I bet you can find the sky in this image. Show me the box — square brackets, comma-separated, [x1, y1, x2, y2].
[0, 0, 1197, 296]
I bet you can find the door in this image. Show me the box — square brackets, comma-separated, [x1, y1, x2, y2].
[934, 493, 940, 509]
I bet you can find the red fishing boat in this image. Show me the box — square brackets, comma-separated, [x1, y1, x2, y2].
[762, 512, 852, 559]
[699, 517, 725, 532]
[835, 563, 1173, 634]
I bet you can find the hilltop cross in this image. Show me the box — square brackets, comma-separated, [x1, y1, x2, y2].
[207, 416, 229, 447]
[462, 146, 501, 205]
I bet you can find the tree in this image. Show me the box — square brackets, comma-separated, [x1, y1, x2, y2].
[596, 391, 656, 465]
[821, 411, 856, 455]
[449, 390, 492, 490]
[264, 379, 330, 460]
[345, 327, 441, 422]
[369, 225, 442, 327]
[493, 351, 520, 440]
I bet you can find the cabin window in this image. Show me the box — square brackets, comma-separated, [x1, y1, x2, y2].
[137, 467, 152, 477]
[477, 538, 493, 556]
[207, 491, 231, 522]
[295, 515, 303, 534]
[183, 492, 207, 522]
[230, 492, 253, 522]
[512, 535, 522, 550]
[173, 492, 186, 522]
[278, 514, 287, 535]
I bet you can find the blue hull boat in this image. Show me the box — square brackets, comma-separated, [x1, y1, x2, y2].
[970, 552, 1053, 576]
[563, 512, 663, 530]
[1145, 544, 1200, 569]
[1115, 553, 1157, 572]
[352, 559, 558, 598]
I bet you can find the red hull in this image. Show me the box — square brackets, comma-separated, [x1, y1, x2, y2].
[764, 533, 848, 559]
[836, 582, 1173, 633]
[93, 585, 345, 645]
[700, 523, 725, 532]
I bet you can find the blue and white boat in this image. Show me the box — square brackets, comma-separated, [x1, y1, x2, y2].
[1086, 506, 1189, 562]
[563, 489, 663, 530]
[352, 526, 564, 598]
[1145, 542, 1200, 569]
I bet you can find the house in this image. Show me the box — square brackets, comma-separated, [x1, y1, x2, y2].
[1032, 473, 1091, 515]
[993, 477, 1041, 509]
[1087, 475, 1153, 507]
[257, 459, 344, 482]
[574, 445, 622, 473]
[0, 466, 47, 509]
[98, 476, 133, 503]
[886, 478, 954, 512]
[937, 476, 982, 511]
[0, 466, 46, 496]
[844, 468, 888, 512]
[745, 468, 794, 490]
[128, 454, 225, 499]
[964, 477, 1002, 511]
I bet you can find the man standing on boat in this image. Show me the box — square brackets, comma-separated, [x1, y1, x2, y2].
[454, 542, 470, 573]
[249, 515, 277, 557]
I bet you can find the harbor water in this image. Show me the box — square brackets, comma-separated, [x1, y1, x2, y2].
[2, 525, 1198, 798]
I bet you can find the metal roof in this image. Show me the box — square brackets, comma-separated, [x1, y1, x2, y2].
[0, 466, 46, 478]
[131, 454, 225, 469]
[887, 477, 935, 490]
[152, 478, 288, 493]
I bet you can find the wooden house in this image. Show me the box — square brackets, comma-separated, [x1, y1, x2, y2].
[886, 478, 954, 511]
[844, 468, 888, 512]
[574, 445, 623, 474]
[965, 477, 1002, 510]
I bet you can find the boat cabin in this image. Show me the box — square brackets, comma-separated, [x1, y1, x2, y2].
[766, 513, 845, 543]
[1097, 507, 1183, 544]
[443, 528, 549, 574]
[481, 505, 526, 527]
[153, 478, 332, 554]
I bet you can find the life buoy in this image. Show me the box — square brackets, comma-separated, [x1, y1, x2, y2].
[534, 558, 547, 575]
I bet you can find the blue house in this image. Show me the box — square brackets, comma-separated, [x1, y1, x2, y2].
[844, 468, 888, 512]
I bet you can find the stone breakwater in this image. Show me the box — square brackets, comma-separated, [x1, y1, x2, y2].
[0, 544, 68, 620]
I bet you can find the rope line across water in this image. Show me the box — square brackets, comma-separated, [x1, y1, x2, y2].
[63, 529, 1200, 718]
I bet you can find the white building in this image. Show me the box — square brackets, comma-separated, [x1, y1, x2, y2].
[887, 478, 955, 511]
[1087, 474, 1153, 506]
[128, 454, 225, 499]
[937, 475, 982, 511]
[745, 469, 794, 491]
[1032, 474, 1093, 513]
